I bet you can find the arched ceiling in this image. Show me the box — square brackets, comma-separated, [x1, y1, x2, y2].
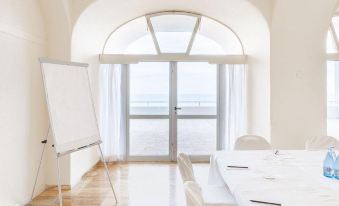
[69, 0, 275, 29]
[71, 0, 273, 58]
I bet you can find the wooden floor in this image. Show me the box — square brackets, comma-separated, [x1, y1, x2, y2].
[31, 162, 209, 206]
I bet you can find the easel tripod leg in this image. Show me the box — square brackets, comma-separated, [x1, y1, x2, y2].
[56, 156, 63, 206]
[98, 145, 118, 204]
[30, 126, 50, 203]
[30, 142, 47, 201]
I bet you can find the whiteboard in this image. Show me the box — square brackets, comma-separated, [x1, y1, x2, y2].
[40, 58, 101, 154]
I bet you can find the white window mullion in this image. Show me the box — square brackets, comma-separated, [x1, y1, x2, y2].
[146, 16, 161, 54]
[186, 16, 201, 55]
[169, 61, 177, 161]
[330, 23, 339, 52]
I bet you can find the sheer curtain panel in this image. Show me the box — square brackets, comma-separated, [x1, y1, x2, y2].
[219, 64, 246, 150]
[100, 64, 127, 162]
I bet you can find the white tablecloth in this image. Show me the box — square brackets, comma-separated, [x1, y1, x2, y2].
[208, 150, 339, 206]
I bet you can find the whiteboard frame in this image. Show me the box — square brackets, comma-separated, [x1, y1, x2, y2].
[39, 58, 101, 157]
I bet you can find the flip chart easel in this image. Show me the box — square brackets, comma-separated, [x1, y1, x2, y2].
[29, 58, 117, 206]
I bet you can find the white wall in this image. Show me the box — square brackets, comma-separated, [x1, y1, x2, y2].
[39, 0, 73, 187]
[0, 0, 47, 204]
[219, 1, 271, 139]
[270, 0, 338, 149]
[40, 0, 97, 187]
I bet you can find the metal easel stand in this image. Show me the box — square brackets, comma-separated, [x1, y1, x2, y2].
[30, 140, 64, 206]
[55, 154, 63, 206]
[29, 126, 62, 206]
[29, 130, 118, 206]
[98, 144, 118, 204]
[53, 143, 118, 205]
[29, 127, 50, 205]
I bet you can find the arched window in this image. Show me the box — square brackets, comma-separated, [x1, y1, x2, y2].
[101, 12, 245, 63]
[100, 12, 246, 161]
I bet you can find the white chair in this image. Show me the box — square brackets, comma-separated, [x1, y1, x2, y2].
[305, 136, 339, 150]
[178, 153, 237, 206]
[178, 153, 195, 182]
[184, 181, 237, 206]
[184, 181, 204, 206]
[234, 135, 271, 150]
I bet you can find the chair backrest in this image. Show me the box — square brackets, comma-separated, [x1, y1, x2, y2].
[184, 181, 204, 206]
[305, 136, 339, 150]
[234, 135, 271, 150]
[177, 153, 195, 182]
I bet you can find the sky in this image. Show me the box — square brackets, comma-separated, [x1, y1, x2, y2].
[129, 62, 217, 102]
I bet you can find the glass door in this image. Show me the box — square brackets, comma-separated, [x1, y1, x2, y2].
[127, 61, 219, 161]
[174, 62, 218, 161]
[127, 62, 171, 161]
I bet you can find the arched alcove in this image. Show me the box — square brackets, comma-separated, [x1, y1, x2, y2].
[70, 0, 271, 184]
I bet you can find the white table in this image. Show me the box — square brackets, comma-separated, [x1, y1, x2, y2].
[208, 150, 339, 206]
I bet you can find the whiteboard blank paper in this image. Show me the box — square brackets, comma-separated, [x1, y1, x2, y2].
[41, 59, 101, 154]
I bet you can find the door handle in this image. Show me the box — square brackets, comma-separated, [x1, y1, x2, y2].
[174, 106, 182, 111]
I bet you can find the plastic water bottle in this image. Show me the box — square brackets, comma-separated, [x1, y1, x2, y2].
[323, 147, 335, 178]
[334, 154, 339, 179]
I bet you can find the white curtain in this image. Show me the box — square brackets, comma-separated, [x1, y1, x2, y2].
[219, 64, 246, 150]
[100, 64, 127, 162]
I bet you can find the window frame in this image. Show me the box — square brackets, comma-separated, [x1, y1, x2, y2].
[100, 11, 247, 65]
